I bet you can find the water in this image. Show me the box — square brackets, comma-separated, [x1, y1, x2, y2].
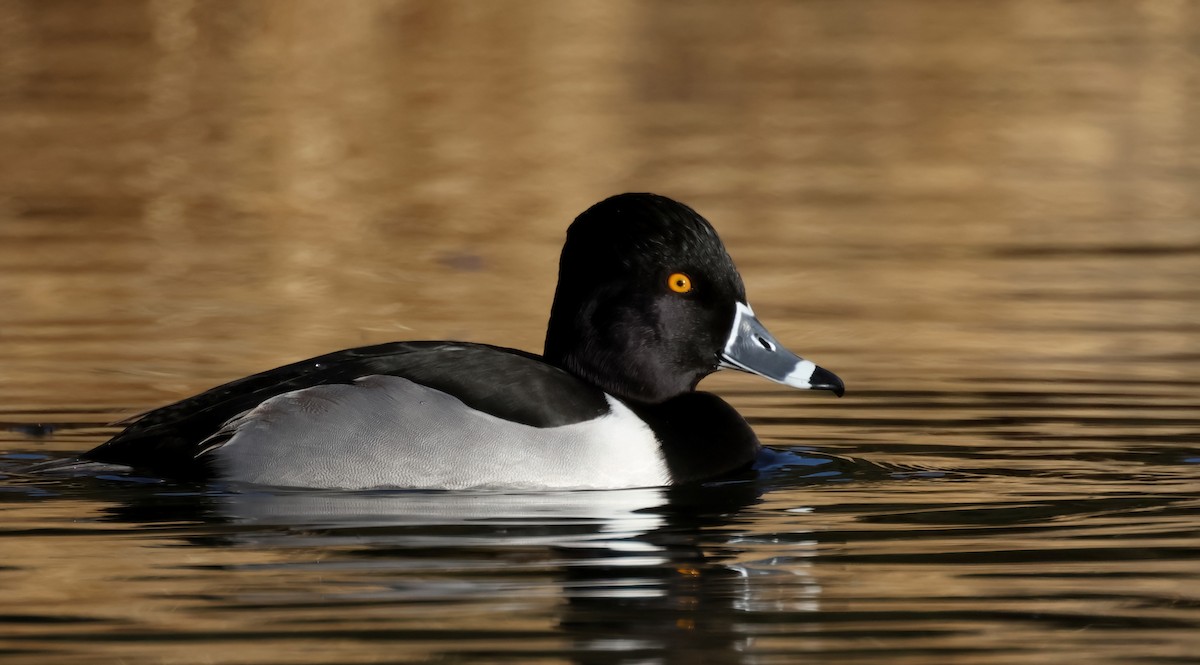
[1, 1, 1199, 663]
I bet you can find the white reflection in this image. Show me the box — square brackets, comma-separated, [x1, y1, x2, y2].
[216, 485, 668, 549]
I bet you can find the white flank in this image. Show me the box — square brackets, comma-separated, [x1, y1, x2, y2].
[210, 376, 670, 490]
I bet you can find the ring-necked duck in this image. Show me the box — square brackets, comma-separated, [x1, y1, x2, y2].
[80, 193, 843, 489]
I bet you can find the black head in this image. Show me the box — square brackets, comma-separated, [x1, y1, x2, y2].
[543, 193, 739, 403]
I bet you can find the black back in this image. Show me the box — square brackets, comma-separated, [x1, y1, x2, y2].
[83, 342, 610, 477]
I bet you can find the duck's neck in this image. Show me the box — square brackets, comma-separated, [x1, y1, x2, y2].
[544, 301, 701, 405]
[545, 346, 675, 405]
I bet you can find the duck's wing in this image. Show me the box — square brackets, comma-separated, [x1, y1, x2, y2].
[82, 341, 610, 477]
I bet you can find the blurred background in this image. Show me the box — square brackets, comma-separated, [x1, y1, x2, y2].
[0, 0, 1197, 415]
[2, 4, 1199, 663]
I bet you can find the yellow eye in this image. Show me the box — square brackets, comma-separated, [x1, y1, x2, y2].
[667, 272, 692, 294]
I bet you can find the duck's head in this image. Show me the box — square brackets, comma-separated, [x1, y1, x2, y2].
[544, 193, 844, 404]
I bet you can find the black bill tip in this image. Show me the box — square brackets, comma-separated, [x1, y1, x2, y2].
[810, 366, 845, 398]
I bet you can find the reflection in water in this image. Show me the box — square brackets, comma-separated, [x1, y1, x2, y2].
[216, 486, 670, 537]
[0, 466, 790, 663]
[208, 485, 789, 663]
[4, 406, 1198, 664]
[1, 0, 1199, 663]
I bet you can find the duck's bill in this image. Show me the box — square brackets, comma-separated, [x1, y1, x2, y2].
[720, 302, 845, 397]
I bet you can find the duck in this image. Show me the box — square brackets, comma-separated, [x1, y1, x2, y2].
[79, 193, 844, 490]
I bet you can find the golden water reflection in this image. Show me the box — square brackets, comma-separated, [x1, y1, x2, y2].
[1, 2, 1198, 663]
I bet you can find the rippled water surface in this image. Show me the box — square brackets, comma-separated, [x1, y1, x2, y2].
[2, 2, 1199, 663]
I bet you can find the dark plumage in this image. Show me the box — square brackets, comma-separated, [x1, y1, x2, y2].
[79, 193, 843, 489]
